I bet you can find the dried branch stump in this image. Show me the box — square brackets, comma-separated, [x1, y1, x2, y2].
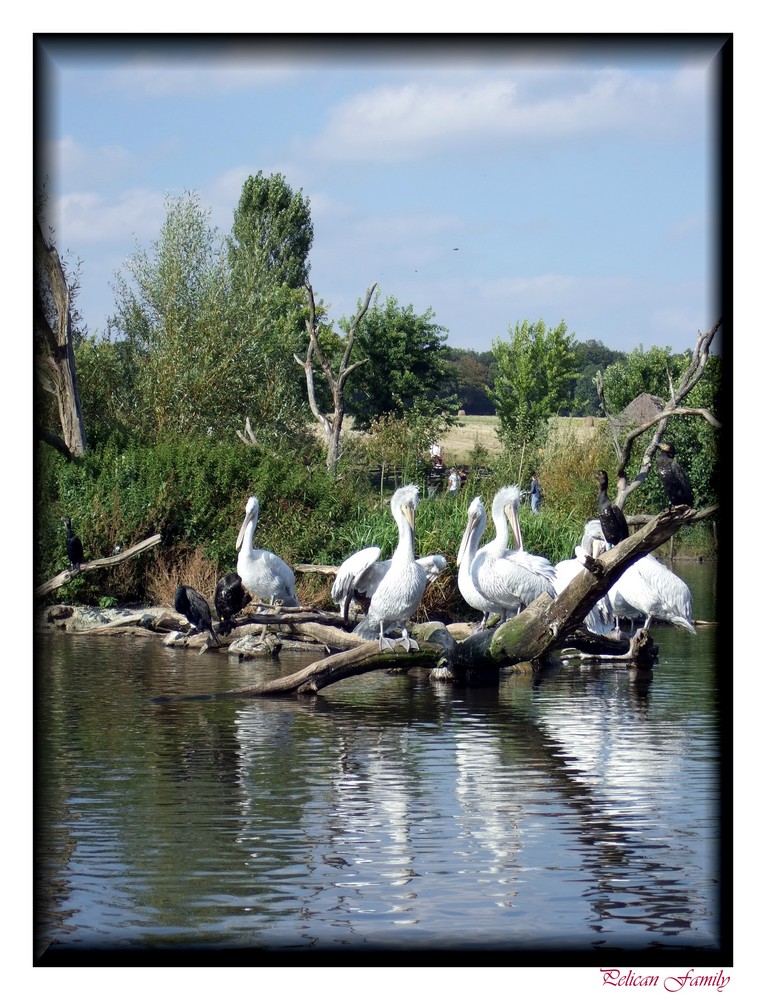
[35, 533, 163, 597]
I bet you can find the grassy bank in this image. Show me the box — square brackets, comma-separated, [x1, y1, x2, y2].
[36, 423, 717, 616]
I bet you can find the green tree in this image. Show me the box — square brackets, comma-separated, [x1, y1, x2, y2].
[445, 349, 496, 414]
[490, 319, 578, 463]
[568, 340, 626, 416]
[227, 172, 315, 442]
[229, 171, 313, 291]
[347, 294, 459, 430]
[106, 192, 307, 444]
[598, 344, 687, 413]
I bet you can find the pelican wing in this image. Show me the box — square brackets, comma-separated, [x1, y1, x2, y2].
[418, 553, 447, 583]
[366, 558, 428, 630]
[331, 546, 382, 604]
[474, 549, 555, 611]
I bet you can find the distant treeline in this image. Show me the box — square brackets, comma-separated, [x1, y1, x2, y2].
[445, 340, 628, 416]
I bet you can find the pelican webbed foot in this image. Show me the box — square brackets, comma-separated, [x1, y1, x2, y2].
[395, 629, 420, 652]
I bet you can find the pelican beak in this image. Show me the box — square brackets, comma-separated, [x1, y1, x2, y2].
[402, 503, 416, 532]
[457, 509, 480, 566]
[235, 508, 253, 552]
[505, 501, 523, 552]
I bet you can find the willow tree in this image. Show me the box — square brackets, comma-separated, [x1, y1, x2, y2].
[107, 192, 304, 443]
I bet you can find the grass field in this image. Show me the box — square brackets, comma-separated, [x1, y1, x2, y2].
[435, 416, 503, 466]
[436, 415, 605, 466]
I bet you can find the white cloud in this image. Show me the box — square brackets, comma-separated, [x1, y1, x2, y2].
[311, 66, 707, 163]
[45, 135, 137, 188]
[43, 134, 182, 194]
[52, 188, 166, 246]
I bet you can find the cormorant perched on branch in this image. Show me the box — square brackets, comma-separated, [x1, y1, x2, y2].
[174, 585, 220, 646]
[214, 573, 251, 635]
[63, 516, 84, 572]
[595, 470, 630, 546]
[655, 442, 694, 507]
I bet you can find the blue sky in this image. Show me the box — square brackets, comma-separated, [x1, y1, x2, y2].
[37, 36, 726, 356]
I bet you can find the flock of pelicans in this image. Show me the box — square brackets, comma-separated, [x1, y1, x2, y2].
[62, 441, 697, 653]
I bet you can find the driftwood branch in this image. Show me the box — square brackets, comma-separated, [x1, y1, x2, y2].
[223, 639, 443, 698]
[35, 533, 162, 597]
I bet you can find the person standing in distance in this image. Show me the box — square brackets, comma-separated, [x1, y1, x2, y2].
[530, 472, 542, 514]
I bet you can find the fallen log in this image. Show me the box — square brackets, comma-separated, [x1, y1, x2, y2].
[35, 533, 162, 597]
[221, 638, 445, 698]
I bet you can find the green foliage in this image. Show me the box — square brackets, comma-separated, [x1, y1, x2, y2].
[100, 191, 310, 448]
[535, 420, 615, 524]
[229, 171, 313, 290]
[568, 340, 626, 416]
[599, 344, 688, 412]
[363, 406, 455, 486]
[347, 293, 460, 430]
[444, 349, 496, 414]
[36, 437, 373, 604]
[227, 173, 315, 418]
[73, 336, 137, 448]
[490, 319, 578, 467]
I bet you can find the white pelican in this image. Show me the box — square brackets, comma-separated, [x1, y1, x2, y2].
[608, 554, 696, 634]
[235, 496, 299, 608]
[333, 547, 446, 626]
[580, 519, 607, 558]
[579, 519, 695, 634]
[456, 496, 504, 629]
[552, 546, 615, 636]
[352, 484, 430, 651]
[470, 485, 556, 620]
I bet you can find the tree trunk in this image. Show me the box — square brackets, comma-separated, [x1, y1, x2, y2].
[294, 282, 376, 475]
[34, 220, 87, 457]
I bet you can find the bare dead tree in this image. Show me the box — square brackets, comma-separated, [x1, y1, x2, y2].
[34, 220, 88, 458]
[595, 319, 722, 505]
[293, 282, 376, 475]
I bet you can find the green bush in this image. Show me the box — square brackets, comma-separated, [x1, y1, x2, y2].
[36, 420, 719, 609]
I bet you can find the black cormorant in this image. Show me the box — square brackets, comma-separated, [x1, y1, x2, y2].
[174, 585, 220, 646]
[656, 442, 694, 507]
[63, 516, 84, 572]
[595, 470, 630, 546]
[214, 573, 251, 635]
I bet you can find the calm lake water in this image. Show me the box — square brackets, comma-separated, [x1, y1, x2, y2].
[35, 562, 727, 964]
